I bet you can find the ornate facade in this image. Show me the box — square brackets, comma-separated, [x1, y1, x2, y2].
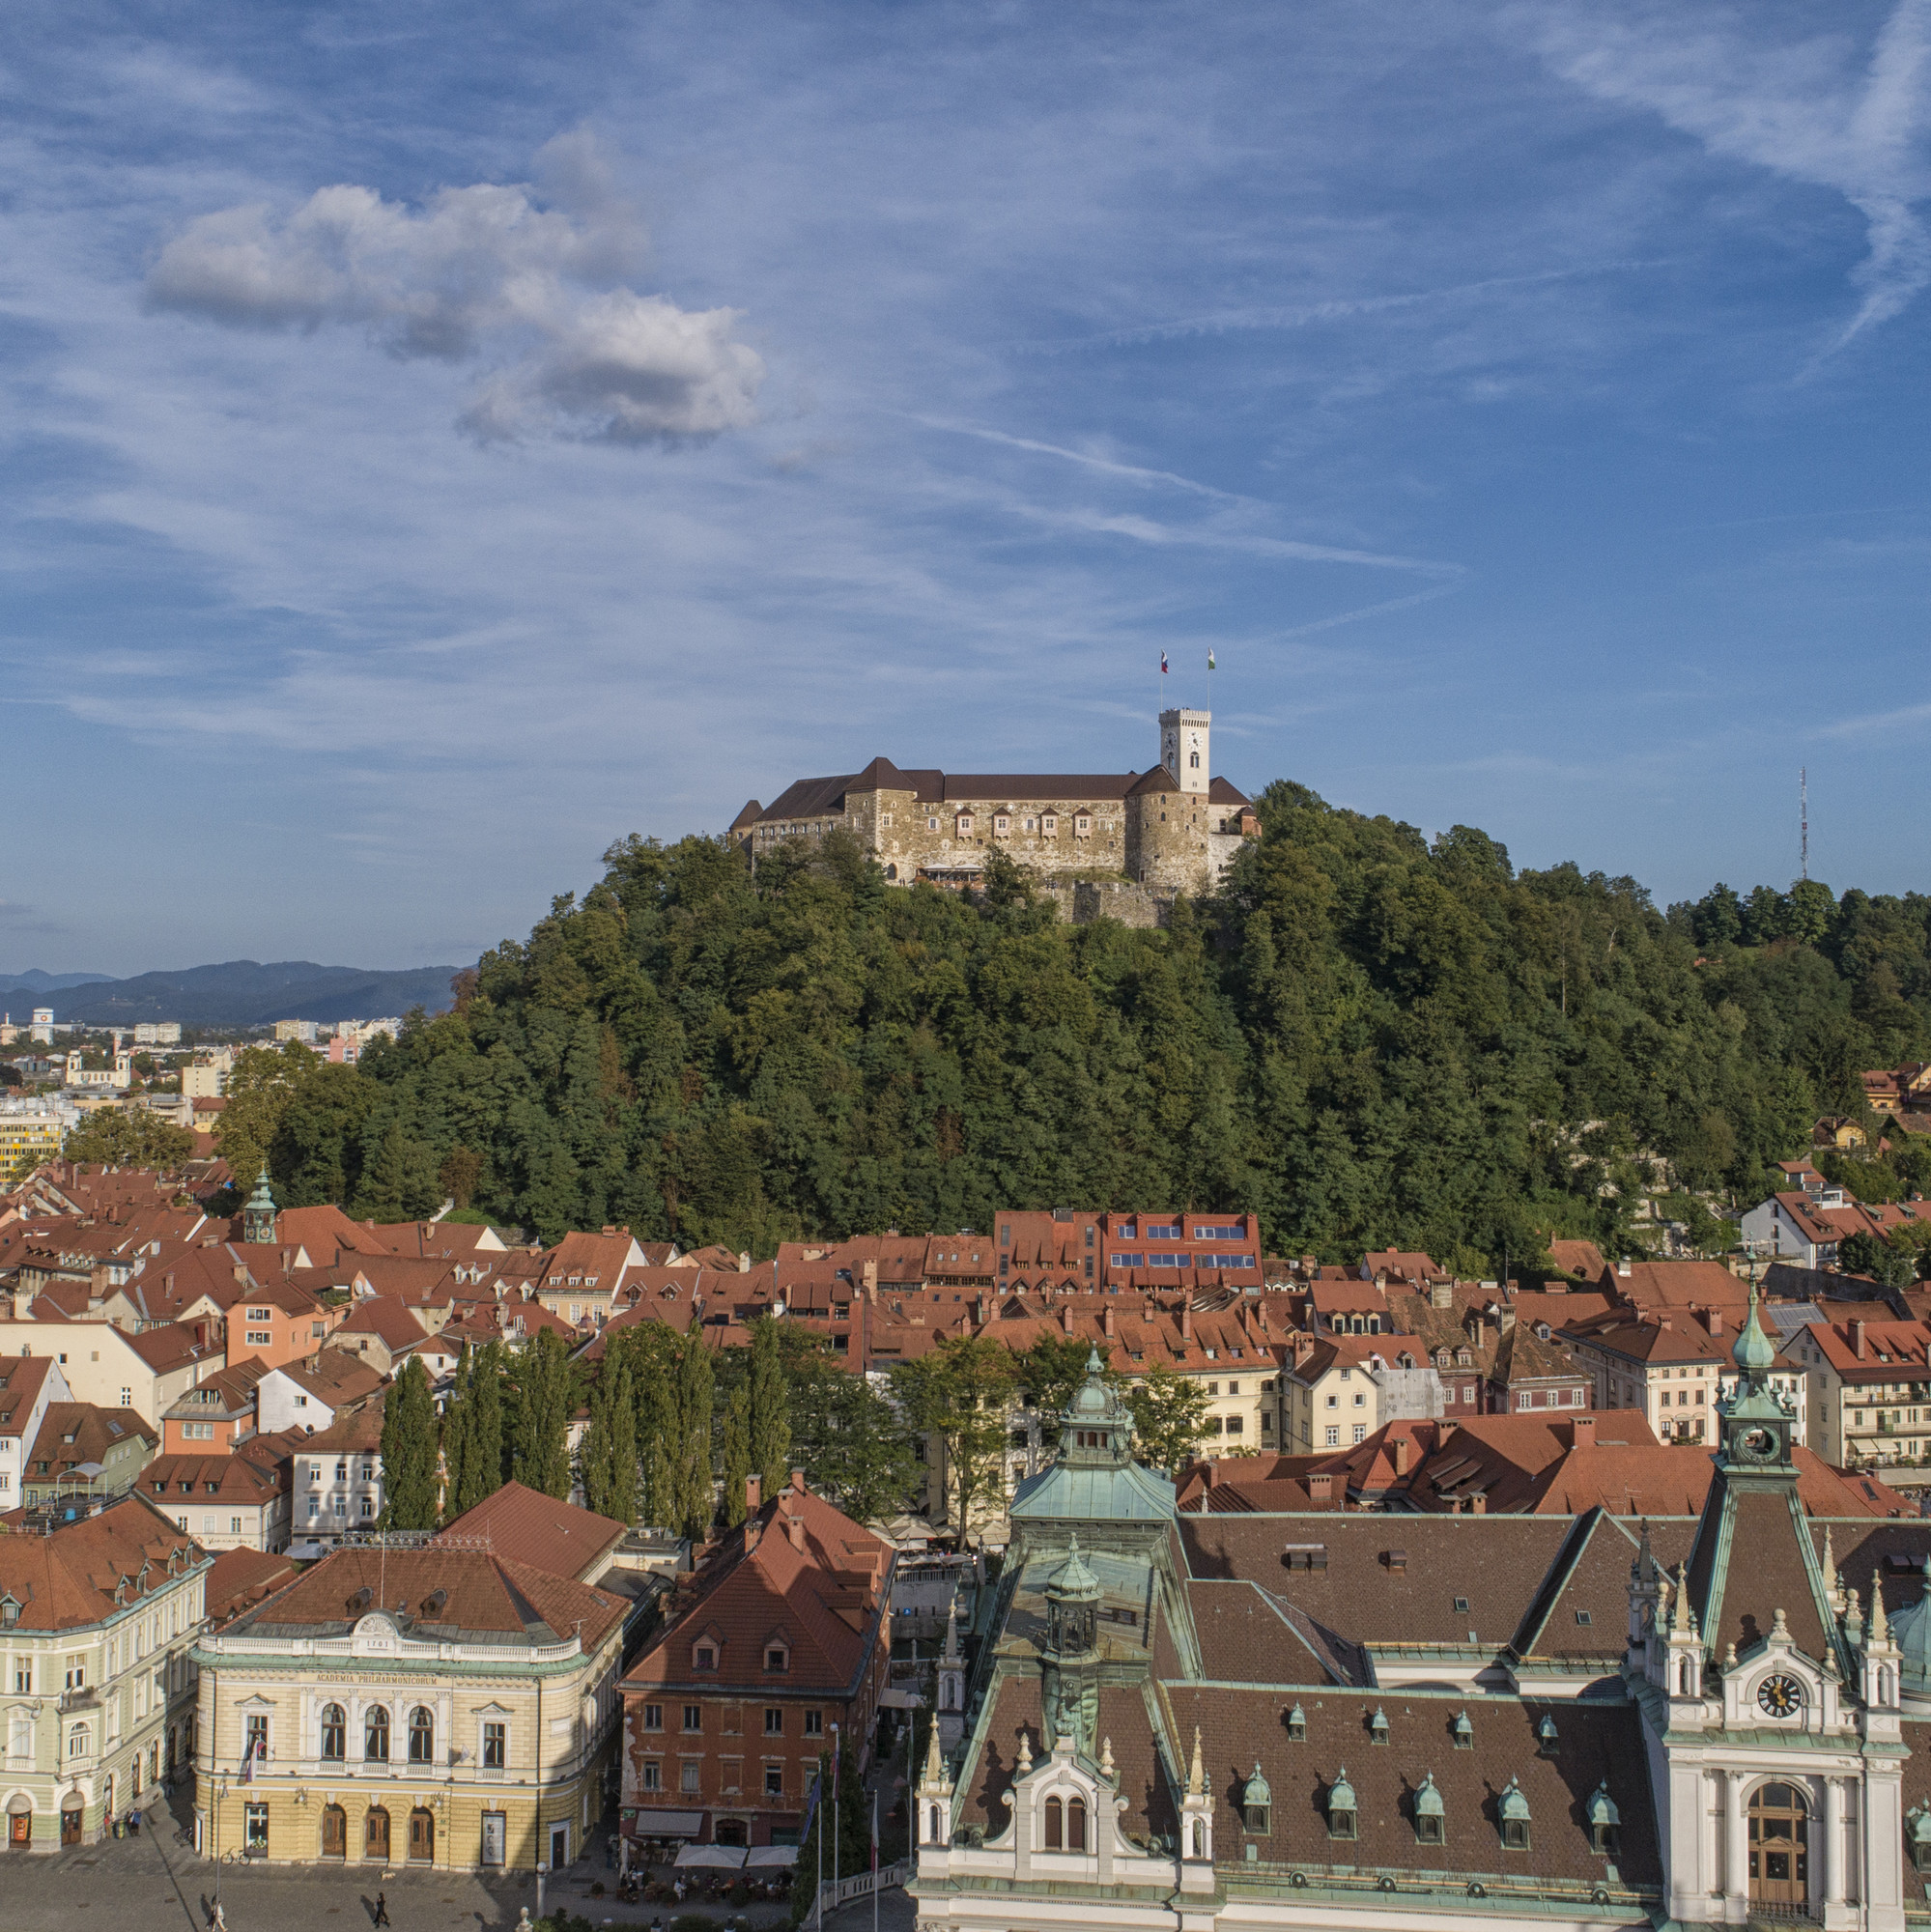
[912, 1304, 1931, 1932]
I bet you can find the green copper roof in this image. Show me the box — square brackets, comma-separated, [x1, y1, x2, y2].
[1009, 1458, 1177, 1521]
[1732, 1283, 1776, 1375]
[1045, 1533, 1102, 1603]
[1888, 1586, 1931, 1697]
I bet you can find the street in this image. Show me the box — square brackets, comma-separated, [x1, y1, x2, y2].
[0, 1792, 915, 1932]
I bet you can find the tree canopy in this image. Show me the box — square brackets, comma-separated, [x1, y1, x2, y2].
[209, 791, 1931, 1267]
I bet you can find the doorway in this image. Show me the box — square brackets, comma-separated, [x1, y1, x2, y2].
[409, 1808, 435, 1863]
[8, 1807, 29, 1849]
[365, 1806, 391, 1862]
[60, 1806, 81, 1848]
[1748, 1782, 1809, 1910]
[322, 1804, 347, 1860]
[550, 1820, 569, 1870]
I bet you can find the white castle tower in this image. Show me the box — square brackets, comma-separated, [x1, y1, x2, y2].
[1159, 708, 1209, 795]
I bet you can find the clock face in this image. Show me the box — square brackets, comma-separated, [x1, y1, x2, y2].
[1757, 1674, 1803, 1719]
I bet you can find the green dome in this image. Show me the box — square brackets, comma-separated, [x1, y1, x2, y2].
[1888, 1587, 1931, 1697]
[1243, 1762, 1272, 1807]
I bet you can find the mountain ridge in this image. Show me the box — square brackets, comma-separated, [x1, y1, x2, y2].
[14, 959, 464, 1028]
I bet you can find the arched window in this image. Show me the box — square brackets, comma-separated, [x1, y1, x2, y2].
[321, 1704, 345, 1761]
[67, 1723, 90, 1761]
[928, 1804, 941, 1842]
[1067, 1798, 1087, 1851]
[365, 1705, 390, 1763]
[1043, 1797, 1063, 1850]
[409, 1707, 434, 1764]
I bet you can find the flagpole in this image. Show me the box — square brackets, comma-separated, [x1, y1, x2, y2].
[871, 1786, 879, 1932]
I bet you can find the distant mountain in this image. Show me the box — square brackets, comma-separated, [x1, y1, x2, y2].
[43, 961, 465, 1028]
[0, 970, 116, 995]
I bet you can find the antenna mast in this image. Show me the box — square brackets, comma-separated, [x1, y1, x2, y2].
[1801, 768, 1808, 882]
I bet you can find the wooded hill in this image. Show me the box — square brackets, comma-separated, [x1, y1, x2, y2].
[218, 781, 1931, 1271]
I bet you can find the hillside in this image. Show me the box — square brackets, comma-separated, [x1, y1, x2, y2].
[218, 784, 1931, 1261]
[0, 970, 115, 995]
[47, 960, 463, 1028]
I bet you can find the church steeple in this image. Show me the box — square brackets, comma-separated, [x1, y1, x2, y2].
[242, 1167, 277, 1246]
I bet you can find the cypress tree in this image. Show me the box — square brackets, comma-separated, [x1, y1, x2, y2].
[512, 1329, 576, 1499]
[466, 1340, 506, 1502]
[721, 1384, 752, 1528]
[670, 1329, 714, 1540]
[748, 1316, 791, 1497]
[380, 1356, 440, 1529]
[582, 1351, 639, 1524]
[440, 1343, 475, 1518]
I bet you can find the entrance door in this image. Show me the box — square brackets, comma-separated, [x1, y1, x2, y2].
[365, 1806, 391, 1861]
[9, 1810, 29, 1849]
[321, 1804, 347, 1860]
[550, 1821, 569, 1869]
[409, 1808, 434, 1863]
[60, 1807, 81, 1848]
[1748, 1782, 1810, 1910]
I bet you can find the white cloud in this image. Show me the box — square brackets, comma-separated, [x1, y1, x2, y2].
[143, 131, 764, 445]
[1527, 0, 1931, 353]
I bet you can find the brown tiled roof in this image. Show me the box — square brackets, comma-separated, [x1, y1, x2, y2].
[437, 1480, 624, 1581]
[1160, 1685, 1659, 1887]
[296, 1406, 385, 1453]
[220, 1544, 627, 1650]
[140, 1451, 282, 1505]
[206, 1546, 299, 1628]
[1186, 1578, 1358, 1686]
[0, 1358, 57, 1440]
[275, 1351, 384, 1408]
[1179, 1515, 1574, 1650]
[1687, 1480, 1834, 1663]
[0, 1493, 202, 1630]
[25, 1402, 155, 1475]
[623, 1481, 891, 1698]
[332, 1295, 430, 1351]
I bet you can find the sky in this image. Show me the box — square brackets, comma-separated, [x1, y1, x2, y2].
[3, 0, 1929, 975]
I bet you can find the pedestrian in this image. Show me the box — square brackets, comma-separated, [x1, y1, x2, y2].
[211, 1907, 227, 1932]
[373, 1891, 390, 1928]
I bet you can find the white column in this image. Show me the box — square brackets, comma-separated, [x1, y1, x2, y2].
[1825, 1778, 1845, 1907]
[1726, 1771, 1750, 1905]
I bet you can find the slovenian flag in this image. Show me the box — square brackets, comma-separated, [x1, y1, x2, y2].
[1207, 650, 1216, 670]
[1160, 651, 1168, 674]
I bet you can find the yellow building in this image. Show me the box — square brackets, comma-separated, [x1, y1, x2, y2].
[0, 1107, 65, 1185]
[190, 1543, 627, 1872]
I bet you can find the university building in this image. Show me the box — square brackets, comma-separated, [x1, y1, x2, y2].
[912, 1306, 1931, 1932]
[733, 708, 1257, 898]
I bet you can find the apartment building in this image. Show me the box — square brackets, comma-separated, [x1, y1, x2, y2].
[1783, 1315, 1931, 1466]
[0, 1495, 210, 1849]
[291, 1407, 384, 1550]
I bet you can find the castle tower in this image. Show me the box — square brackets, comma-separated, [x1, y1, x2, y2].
[1159, 708, 1209, 795]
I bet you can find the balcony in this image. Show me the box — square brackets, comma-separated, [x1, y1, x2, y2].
[58, 1688, 99, 1715]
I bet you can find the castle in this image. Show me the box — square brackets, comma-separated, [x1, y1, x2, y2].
[732, 708, 1258, 899]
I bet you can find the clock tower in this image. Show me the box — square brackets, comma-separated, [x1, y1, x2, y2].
[1717, 1282, 1799, 1478]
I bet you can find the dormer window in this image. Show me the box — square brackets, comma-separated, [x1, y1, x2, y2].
[955, 812, 974, 838]
[1413, 1773, 1444, 1844]
[765, 1645, 789, 1673]
[1499, 1776, 1530, 1849]
[1326, 1770, 1357, 1840]
[1041, 814, 1058, 837]
[993, 813, 1010, 837]
[693, 1644, 717, 1672]
[1587, 1783, 1621, 1857]
[1074, 813, 1091, 837]
[1285, 1703, 1306, 1742]
[1241, 1763, 1271, 1833]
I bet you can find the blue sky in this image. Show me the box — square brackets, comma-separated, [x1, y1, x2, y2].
[3, 0, 1928, 975]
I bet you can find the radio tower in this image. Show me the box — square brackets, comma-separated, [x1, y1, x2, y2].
[1800, 768, 1808, 882]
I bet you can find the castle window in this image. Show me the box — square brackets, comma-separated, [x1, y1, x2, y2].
[1041, 814, 1057, 836]
[1189, 752, 1200, 768]
[1074, 814, 1090, 836]
[994, 814, 1010, 836]
[927, 817, 939, 831]
[956, 813, 974, 837]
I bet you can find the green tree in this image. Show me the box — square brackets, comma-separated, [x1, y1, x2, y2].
[1123, 1360, 1211, 1475]
[380, 1356, 440, 1529]
[509, 1330, 579, 1499]
[580, 1348, 639, 1525]
[61, 1108, 195, 1171]
[1016, 1333, 1099, 1442]
[667, 1329, 715, 1540]
[213, 1041, 319, 1189]
[891, 1336, 1016, 1542]
[747, 1315, 791, 1497]
[1839, 1230, 1917, 1290]
[720, 1384, 753, 1527]
[788, 1741, 873, 1922]
[788, 1355, 918, 1525]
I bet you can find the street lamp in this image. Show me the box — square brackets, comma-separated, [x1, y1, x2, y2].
[213, 1774, 230, 1907]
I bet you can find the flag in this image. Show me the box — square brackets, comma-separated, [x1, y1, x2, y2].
[241, 1733, 260, 1783]
[1207, 649, 1216, 670]
[1159, 651, 1168, 675]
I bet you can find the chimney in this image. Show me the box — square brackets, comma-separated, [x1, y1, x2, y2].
[1181, 1303, 1193, 1342]
[1202, 1463, 1215, 1490]
[862, 1261, 878, 1303]
[1393, 1437, 1411, 1477]
[746, 1473, 762, 1513]
[1431, 1281, 1453, 1310]
[1103, 1305, 1116, 1338]
[1469, 1492, 1487, 1515]
[1062, 1305, 1075, 1336]
[790, 1467, 806, 1494]
[1569, 1414, 1596, 1448]
[1618, 1258, 1632, 1277]
[1705, 1307, 1724, 1336]
[1307, 1472, 1333, 1502]
[785, 1509, 805, 1552]
[1855, 1321, 1867, 1360]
